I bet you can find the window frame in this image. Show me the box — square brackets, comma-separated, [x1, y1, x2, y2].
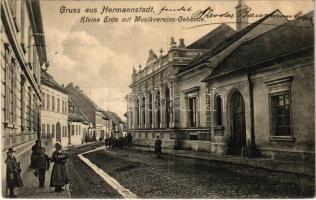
[269, 91, 294, 141]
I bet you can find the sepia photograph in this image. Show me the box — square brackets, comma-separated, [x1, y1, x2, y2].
[1, 0, 315, 198]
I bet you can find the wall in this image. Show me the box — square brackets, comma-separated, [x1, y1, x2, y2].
[41, 85, 68, 147]
[1, 0, 44, 196]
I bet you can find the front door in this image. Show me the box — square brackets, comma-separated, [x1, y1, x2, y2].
[229, 92, 246, 155]
[56, 122, 61, 143]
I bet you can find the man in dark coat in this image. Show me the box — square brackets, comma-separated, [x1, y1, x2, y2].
[127, 133, 133, 147]
[6, 148, 23, 197]
[50, 143, 69, 192]
[36, 147, 50, 187]
[30, 140, 41, 169]
[154, 136, 162, 158]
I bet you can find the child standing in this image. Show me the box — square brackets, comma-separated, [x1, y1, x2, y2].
[36, 147, 50, 187]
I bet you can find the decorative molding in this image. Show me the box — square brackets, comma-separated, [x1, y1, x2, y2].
[183, 86, 200, 94]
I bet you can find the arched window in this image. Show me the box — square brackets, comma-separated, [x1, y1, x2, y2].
[148, 93, 153, 128]
[215, 95, 223, 126]
[156, 90, 161, 128]
[136, 99, 139, 127]
[141, 96, 146, 128]
[165, 87, 170, 128]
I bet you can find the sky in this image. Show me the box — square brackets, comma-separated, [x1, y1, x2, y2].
[40, 0, 314, 119]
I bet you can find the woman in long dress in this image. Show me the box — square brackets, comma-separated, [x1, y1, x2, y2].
[50, 143, 69, 192]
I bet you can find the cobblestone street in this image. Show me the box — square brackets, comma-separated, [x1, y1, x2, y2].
[80, 148, 315, 198]
[66, 144, 121, 198]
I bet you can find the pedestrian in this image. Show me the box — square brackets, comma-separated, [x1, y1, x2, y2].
[127, 133, 133, 147]
[6, 147, 23, 198]
[104, 137, 109, 148]
[36, 147, 50, 188]
[154, 136, 162, 158]
[118, 137, 124, 149]
[30, 140, 41, 169]
[50, 143, 69, 192]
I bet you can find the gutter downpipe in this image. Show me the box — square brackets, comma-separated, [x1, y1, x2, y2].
[245, 66, 256, 157]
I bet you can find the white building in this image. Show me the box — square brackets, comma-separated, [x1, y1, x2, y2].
[41, 71, 68, 147]
[68, 98, 90, 145]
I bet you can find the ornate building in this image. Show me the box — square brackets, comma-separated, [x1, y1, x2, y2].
[127, 0, 314, 162]
[127, 23, 236, 150]
[1, 0, 47, 196]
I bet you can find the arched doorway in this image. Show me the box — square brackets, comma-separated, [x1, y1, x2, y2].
[56, 122, 61, 143]
[229, 92, 246, 155]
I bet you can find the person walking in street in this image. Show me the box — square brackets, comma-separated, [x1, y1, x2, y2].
[36, 147, 50, 188]
[50, 143, 69, 192]
[154, 136, 162, 158]
[127, 133, 133, 147]
[6, 148, 23, 198]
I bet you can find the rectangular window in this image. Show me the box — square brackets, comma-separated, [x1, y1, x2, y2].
[65, 126, 67, 137]
[72, 125, 75, 136]
[62, 101, 64, 113]
[52, 124, 55, 138]
[271, 93, 291, 136]
[47, 124, 50, 138]
[42, 93, 45, 110]
[21, 75, 25, 130]
[57, 98, 60, 113]
[28, 88, 32, 130]
[42, 124, 46, 138]
[46, 94, 50, 110]
[188, 97, 197, 127]
[52, 96, 55, 111]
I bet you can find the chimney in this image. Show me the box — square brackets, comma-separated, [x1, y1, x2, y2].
[178, 39, 186, 48]
[236, 0, 250, 31]
[169, 37, 177, 50]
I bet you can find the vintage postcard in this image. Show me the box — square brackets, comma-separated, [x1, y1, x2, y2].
[1, 0, 314, 198]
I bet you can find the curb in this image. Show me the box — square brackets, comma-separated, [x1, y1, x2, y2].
[130, 146, 314, 176]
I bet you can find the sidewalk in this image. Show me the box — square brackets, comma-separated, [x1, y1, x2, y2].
[16, 141, 101, 198]
[16, 147, 70, 198]
[131, 146, 314, 176]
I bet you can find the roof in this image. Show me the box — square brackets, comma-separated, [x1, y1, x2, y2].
[178, 9, 288, 74]
[68, 97, 90, 124]
[41, 71, 67, 94]
[203, 11, 314, 81]
[101, 111, 124, 124]
[65, 83, 101, 123]
[187, 24, 236, 49]
[65, 83, 99, 110]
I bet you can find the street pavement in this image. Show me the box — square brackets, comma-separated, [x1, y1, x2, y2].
[16, 143, 315, 198]
[84, 148, 315, 198]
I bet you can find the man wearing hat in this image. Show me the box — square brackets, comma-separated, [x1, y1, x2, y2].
[6, 147, 23, 197]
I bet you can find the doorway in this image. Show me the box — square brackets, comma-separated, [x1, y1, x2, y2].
[56, 122, 61, 143]
[229, 92, 246, 155]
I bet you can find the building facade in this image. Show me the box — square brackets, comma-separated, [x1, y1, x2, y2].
[201, 12, 314, 161]
[1, 0, 47, 196]
[68, 97, 89, 145]
[127, 1, 314, 162]
[41, 71, 68, 147]
[65, 83, 108, 141]
[102, 111, 124, 138]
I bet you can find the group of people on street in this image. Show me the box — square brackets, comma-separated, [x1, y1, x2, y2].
[6, 140, 70, 198]
[104, 133, 133, 149]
